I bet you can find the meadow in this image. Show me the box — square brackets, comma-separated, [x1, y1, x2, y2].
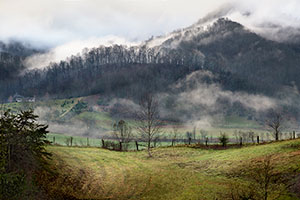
[1, 100, 300, 199]
[42, 139, 300, 200]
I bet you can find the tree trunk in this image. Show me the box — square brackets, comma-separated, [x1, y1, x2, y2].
[293, 131, 296, 139]
[119, 142, 122, 151]
[257, 136, 260, 144]
[101, 139, 105, 148]
[8, 144, 11, 171]
[148, 140, 152, 157]
[135, 141, 139, 151]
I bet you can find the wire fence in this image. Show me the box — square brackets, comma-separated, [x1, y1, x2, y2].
[47, 131, 299, 151]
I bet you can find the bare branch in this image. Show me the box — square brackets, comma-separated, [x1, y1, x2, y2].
[135, 93, 162, 157]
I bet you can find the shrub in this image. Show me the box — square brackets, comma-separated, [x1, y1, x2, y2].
[219, 132, 229, 147]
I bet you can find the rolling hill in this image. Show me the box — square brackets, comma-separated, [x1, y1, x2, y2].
[40, 139, 300, 199]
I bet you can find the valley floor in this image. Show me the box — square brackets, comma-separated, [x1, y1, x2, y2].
[43, 140, 300, 200]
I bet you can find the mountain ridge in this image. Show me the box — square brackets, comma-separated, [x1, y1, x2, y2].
[0, 18, 300, 108]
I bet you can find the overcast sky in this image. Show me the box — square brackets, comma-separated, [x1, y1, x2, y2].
[1, 0, 300, 48]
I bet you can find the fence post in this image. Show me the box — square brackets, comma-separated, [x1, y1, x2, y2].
[70, 137, 73, 146]
[53, 136, 55, 144]
[205, 137, 208, 146]
[101, 139, 105, 148]
[257, 136, 259, 144]
[119, 142, 122, 151]
[293, 131, 296, 139]
[87, 137, 89, 146]
[188, 137, 191, 145]
[240, 137, 243, 146]
[135, 141, 139, 151]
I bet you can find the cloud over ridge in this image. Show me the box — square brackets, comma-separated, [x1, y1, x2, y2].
[1, 0, 300, 48]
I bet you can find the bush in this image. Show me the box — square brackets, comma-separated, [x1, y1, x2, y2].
[227, 155, 298, 200]
[219, 132, 229, 147]
[0, 172, 25, 199]
[71, 101, 88, 114]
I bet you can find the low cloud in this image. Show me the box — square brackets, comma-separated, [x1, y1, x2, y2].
[159, 70, 277, 128]
[1, 0, 300, 48]
[177, 70, 276, 111]
[24, 36, 139, 69]
[0, 0, 297, 70]
[34, 106, 107, 137]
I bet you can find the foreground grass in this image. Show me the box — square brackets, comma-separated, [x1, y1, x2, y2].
[43, 139, 300, 200]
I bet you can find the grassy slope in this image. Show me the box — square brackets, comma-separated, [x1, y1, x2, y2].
[45, 139, 300, 200]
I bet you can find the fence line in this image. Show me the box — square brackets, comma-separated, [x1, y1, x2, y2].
[47, 132, 299, 151]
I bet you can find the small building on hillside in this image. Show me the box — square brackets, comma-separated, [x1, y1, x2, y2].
[27, 97, 36, 102]
[13, 94, 24, 102]
[12, 94, 36, 103]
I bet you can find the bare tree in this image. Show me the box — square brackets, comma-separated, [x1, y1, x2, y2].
[238, 130, 248, 144]
[171, 125, 178, 146]
[266, 111, 283, 141]
[192, 126, 196, 141]
[233, 130, 239, 144]
[200, 129, 208, 144]
[135, 94, 162, 157]
[260, 132, 265, 142]
[248, 130, 255, 143]
[219, 132, 229, 147]
[112, 120, 132, 149]
[186, 131, 192, 145]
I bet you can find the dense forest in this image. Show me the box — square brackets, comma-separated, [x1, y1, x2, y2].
[1, 19, 300, 105]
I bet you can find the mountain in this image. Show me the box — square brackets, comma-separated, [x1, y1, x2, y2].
[145, 18, 300, 94]
[1, 18, 300, 107]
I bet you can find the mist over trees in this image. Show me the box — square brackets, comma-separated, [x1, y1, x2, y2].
[0, 43, 204, 100]
[1, 19, 300, 120]
[0, 41, 42, 81]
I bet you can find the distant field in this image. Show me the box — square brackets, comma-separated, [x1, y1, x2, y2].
[44, 139, 300, 199]
[2, 98, 297, 142]
[47, 133, 102, 147]
[1, 97, 265, 129]
[46, 130, 276, 150]
[47, 133, 183, 150]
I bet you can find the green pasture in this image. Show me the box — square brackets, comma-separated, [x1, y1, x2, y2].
[45, 139, 300, 200]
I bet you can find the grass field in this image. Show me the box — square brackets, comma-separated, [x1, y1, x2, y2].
[3, 98, 300, 199]
[43, 139, 300, 200]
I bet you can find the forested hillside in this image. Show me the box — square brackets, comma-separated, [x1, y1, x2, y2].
[1, 18, 300, 116]
[0, 41, 42, 80]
